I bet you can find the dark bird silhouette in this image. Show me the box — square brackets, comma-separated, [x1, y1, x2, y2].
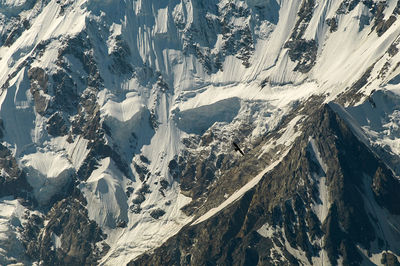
[232, 141, 244, 156]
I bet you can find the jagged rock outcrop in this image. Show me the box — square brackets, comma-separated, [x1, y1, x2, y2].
[130, 104, 400, 265]
[284, 0, 317, 73]
[0, 144, 33, 201]
[2, 0, 400, 264]
[23, 194, 109, 266]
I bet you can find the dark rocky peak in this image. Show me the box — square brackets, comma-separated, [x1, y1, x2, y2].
[280, 104, 400, 264]
[130, 103, 400, 265]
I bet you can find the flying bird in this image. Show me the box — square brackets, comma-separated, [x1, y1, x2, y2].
[232, 141, 244, 156]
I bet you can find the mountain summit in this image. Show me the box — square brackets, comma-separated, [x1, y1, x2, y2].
[0, 0, 400, 265]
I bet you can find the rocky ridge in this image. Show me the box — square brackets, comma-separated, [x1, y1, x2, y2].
[0, 0, 400, 265]
[131, 102, 400, 266]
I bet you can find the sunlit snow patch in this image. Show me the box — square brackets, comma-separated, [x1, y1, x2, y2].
[80, 158, 129, 229]
[258, 222, 315, 265]
[307, 138, 330, 223]
[48, 136, 90, 170]
[100, 189, 192, 265]
[21, 151, 74, 205]
[0, 197, 28, 265]
[102, 96, 144, 123]
[102, 96, 155, 157]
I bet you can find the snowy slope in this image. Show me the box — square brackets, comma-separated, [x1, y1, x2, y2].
[0, 197, 28, 265]
[1, 0, 400, 264]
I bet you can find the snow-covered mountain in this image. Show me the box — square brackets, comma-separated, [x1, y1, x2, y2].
[1, 0, 400, 265]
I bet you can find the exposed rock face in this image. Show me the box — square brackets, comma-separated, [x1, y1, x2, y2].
[0, 144, 32, 200]
[285, 39, 317, 73]
[130, 104, 400, 265]
[285, 0, 317, 73]
[219, 2, 255, 68]
[326, 17, 338, 32]
[0, 0, 36, 47]
[150, 208, 166, 219]
[372, 1, 400, 37]
[336, 0, 361, 14]
[130, 183, 151, 214]
[51, 70, 79, 114]
[77, 138, 130, 181]
[47, 112, 68, 137]
[28, 67, 49, 116]
[372, 166, 400, 214]
[2, 0, 400, 264]
[23, 195, 108, 266]
[109, 35, 133, 75]
[381, 252, 400, 266]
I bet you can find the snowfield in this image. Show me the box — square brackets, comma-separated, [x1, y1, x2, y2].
[1, 0, 400, 264]
[0, 197, 28, 265]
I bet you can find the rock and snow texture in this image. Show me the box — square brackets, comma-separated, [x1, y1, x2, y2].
[192, 150, 287, 225]
[22, 151, 74, 205]
[131, 102, 400, 266]
[0, 197, 28, 265]
[0, 0, 400, 265]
